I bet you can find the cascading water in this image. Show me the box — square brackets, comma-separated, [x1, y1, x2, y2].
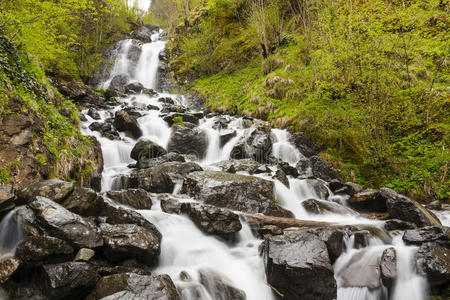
[77, 26, 449, 300]
[0, 208, 24, 260]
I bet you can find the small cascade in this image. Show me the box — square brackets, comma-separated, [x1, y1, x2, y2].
[0, 208, 25, 260]
[101, 39, 134, 89]
[271, 129, 304, 165]
[134, 40, 166, 89]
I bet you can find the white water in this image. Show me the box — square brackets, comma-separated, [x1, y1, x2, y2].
[0, 208, 25, 260]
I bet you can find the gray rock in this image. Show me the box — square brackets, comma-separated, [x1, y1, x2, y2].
[17, 179, 74, 205]
[262, 230, 337, 300]
[302, 199, 358, 216]
[114, 110, 142, 139]
[42, 262, 98, 299]
[61, 187, 99, 217]
[130, 139, 167, 163]
[309, 156, 343, 182]
[105, 189, 152, 209]
[416, 242, 450, 287]
[230, 126, 274, 163]
[0, 257, 20, 284]
[74, 248, 95, 262]
[163, 113, 200, 126]
[92, 273, 180, 300]
[347, 189, 387, 213]
[182, 171, 292, 217]
[133, 152, 186, 170]
[29, 197, 103, 249]
[384, 219, 417, 231]
[380, 247, 397, 288]
[167, 125, 207, 159]
[382, 188, 441, 227]
[214, 159, 262, 174]
[289, 132, 320, 158]
[15, 236, 73, 266]
[109, 74, 130, 94]
[273, 169, 289, 188]
[100, 223, 160, 264]
[403, 226, 449, 246]
[0, 184, 15, 212]
[219, 130, 237, 147]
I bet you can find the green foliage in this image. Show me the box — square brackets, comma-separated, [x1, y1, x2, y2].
[0, 0, 142, 77]
[0, 167, 10, 183]
[170, 0, 450, 201]
[172, 116, 185, 127]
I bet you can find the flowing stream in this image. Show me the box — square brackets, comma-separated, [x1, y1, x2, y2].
[76, 30, 444, 300]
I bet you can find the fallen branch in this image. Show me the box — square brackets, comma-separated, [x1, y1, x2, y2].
[241, 213, 333, 229]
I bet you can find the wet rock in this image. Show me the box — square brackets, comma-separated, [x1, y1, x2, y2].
[0, 257, 21, 284]
[309, 156, 343, 182]
[295, 156, 313, 178]
[182, 203, 242, 239]
[61, 187, 100, 217]
[88, 121, 120, 140]
[147, 104, 160, 111]
[380, 247, 397, 288]
[91, 273, 180, 300]
[416, 242, 450, 287]
[290, 132, 321, 158]
[130, 161, 203, 193]
[304, 179, 330, 199]
[113, 110, 142, 139]
[105, 189, 152, 209]
[41, 261, 98, 300]
[347, 189, 387, 213]
[87, 108, 101, 120]
[302, 199, 358, 216]
[109, 74, 130, 94]
[214, 159, 263, 174]
[263, 230, 337, 300]
[198, 268, 246, 300]
[29, 197, 103, 249]
[134, 152, 186, 170]
[158, 97, 175, 105]
[99, 223, 160, 264]
[74, 248, 95, 262]
[426, 201, 442, 210]
[381, 188, 441, 227]
[134, 25, 159, 42]
[130, 139, 167, 164]
[182, 171, 292, 217]
[402, 226, 449, 246]
[231, 126, 274, 163]
[219, 130, 237, 147]
[168, 125, 207, 159]
[124, 82, 144, 94]
[17, 179, 74, 205]
[278, 162, 299, 177]
[316, 228, 345, 263]
[353, 230, 371, 248]
[337, 182, 364, 196]
[0, 184, 15, 213]
[161, 104, 187, 113]
[273, 169, 289, 188]
[384, 219, 417, 231]
[90, 259, 152, 277]
[258, 225, 284, 237]
[98, 196, 162, 240]
[15, 236, 73, 266]
[163, 113, 200, 126]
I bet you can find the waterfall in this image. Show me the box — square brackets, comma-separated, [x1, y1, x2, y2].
[0, 208, 25, 260]
[76, 28, 445, 300]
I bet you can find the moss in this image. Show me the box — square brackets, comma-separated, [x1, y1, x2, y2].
[172, 116, 185, 127]
[0, 167, 10, 183]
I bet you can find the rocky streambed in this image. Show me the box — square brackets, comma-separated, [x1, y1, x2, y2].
[0, 27, 449, 300]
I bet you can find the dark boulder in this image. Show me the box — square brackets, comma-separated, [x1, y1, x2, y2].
[332, 182, 364, 196]
[124, 82, 144, 94]
[114, 110, 142, 139]
[402, 226, 449, 246]
[309, 156, 343, 183]
[90, 259, 152, 277]
[262, 230, 337, 300]
[91, 273, 180, 300]
[100, 223, 161, 265]
[60, 187, 100, 217]
[109, 74, 130, 94]
[17, 179, 74, 205]
[198, 268, 246, 300]
[182, 171, 292, 217]
[302, 199, 358, 216]
[278, 162, 299, 177]
[273, 169, 289, 188]
[130, 139, 167, 163]
[105, 189, 152, 209]
[87, 108, 101, 120]
[295, 156, 313, 178]
[15, 236, 74, 266]
[384, 219, 417, 231]
[88, 121, 120, 140]
[380, 247, 397, 288]
[347, 189, 387, 213]
[182, 202, 242, 239]
[230, 126, 274, 163]
[304, 179, 330, 199]
[352, 230, 371, 248]
[168, 125, 207, 159]
[382, 188, 441, 227]
[29, 197, 103, 249]
[289, 132, 321, 158]
[416, 242, 450, 287]
[41, 262, 98, 300]
[214, 159, 262, 174]
[133, 152, 186, 170]
[219, 130, 237, 147]
[130, 161, 203, 193]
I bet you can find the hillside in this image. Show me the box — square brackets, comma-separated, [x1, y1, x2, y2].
[152, 0, 450, 202]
